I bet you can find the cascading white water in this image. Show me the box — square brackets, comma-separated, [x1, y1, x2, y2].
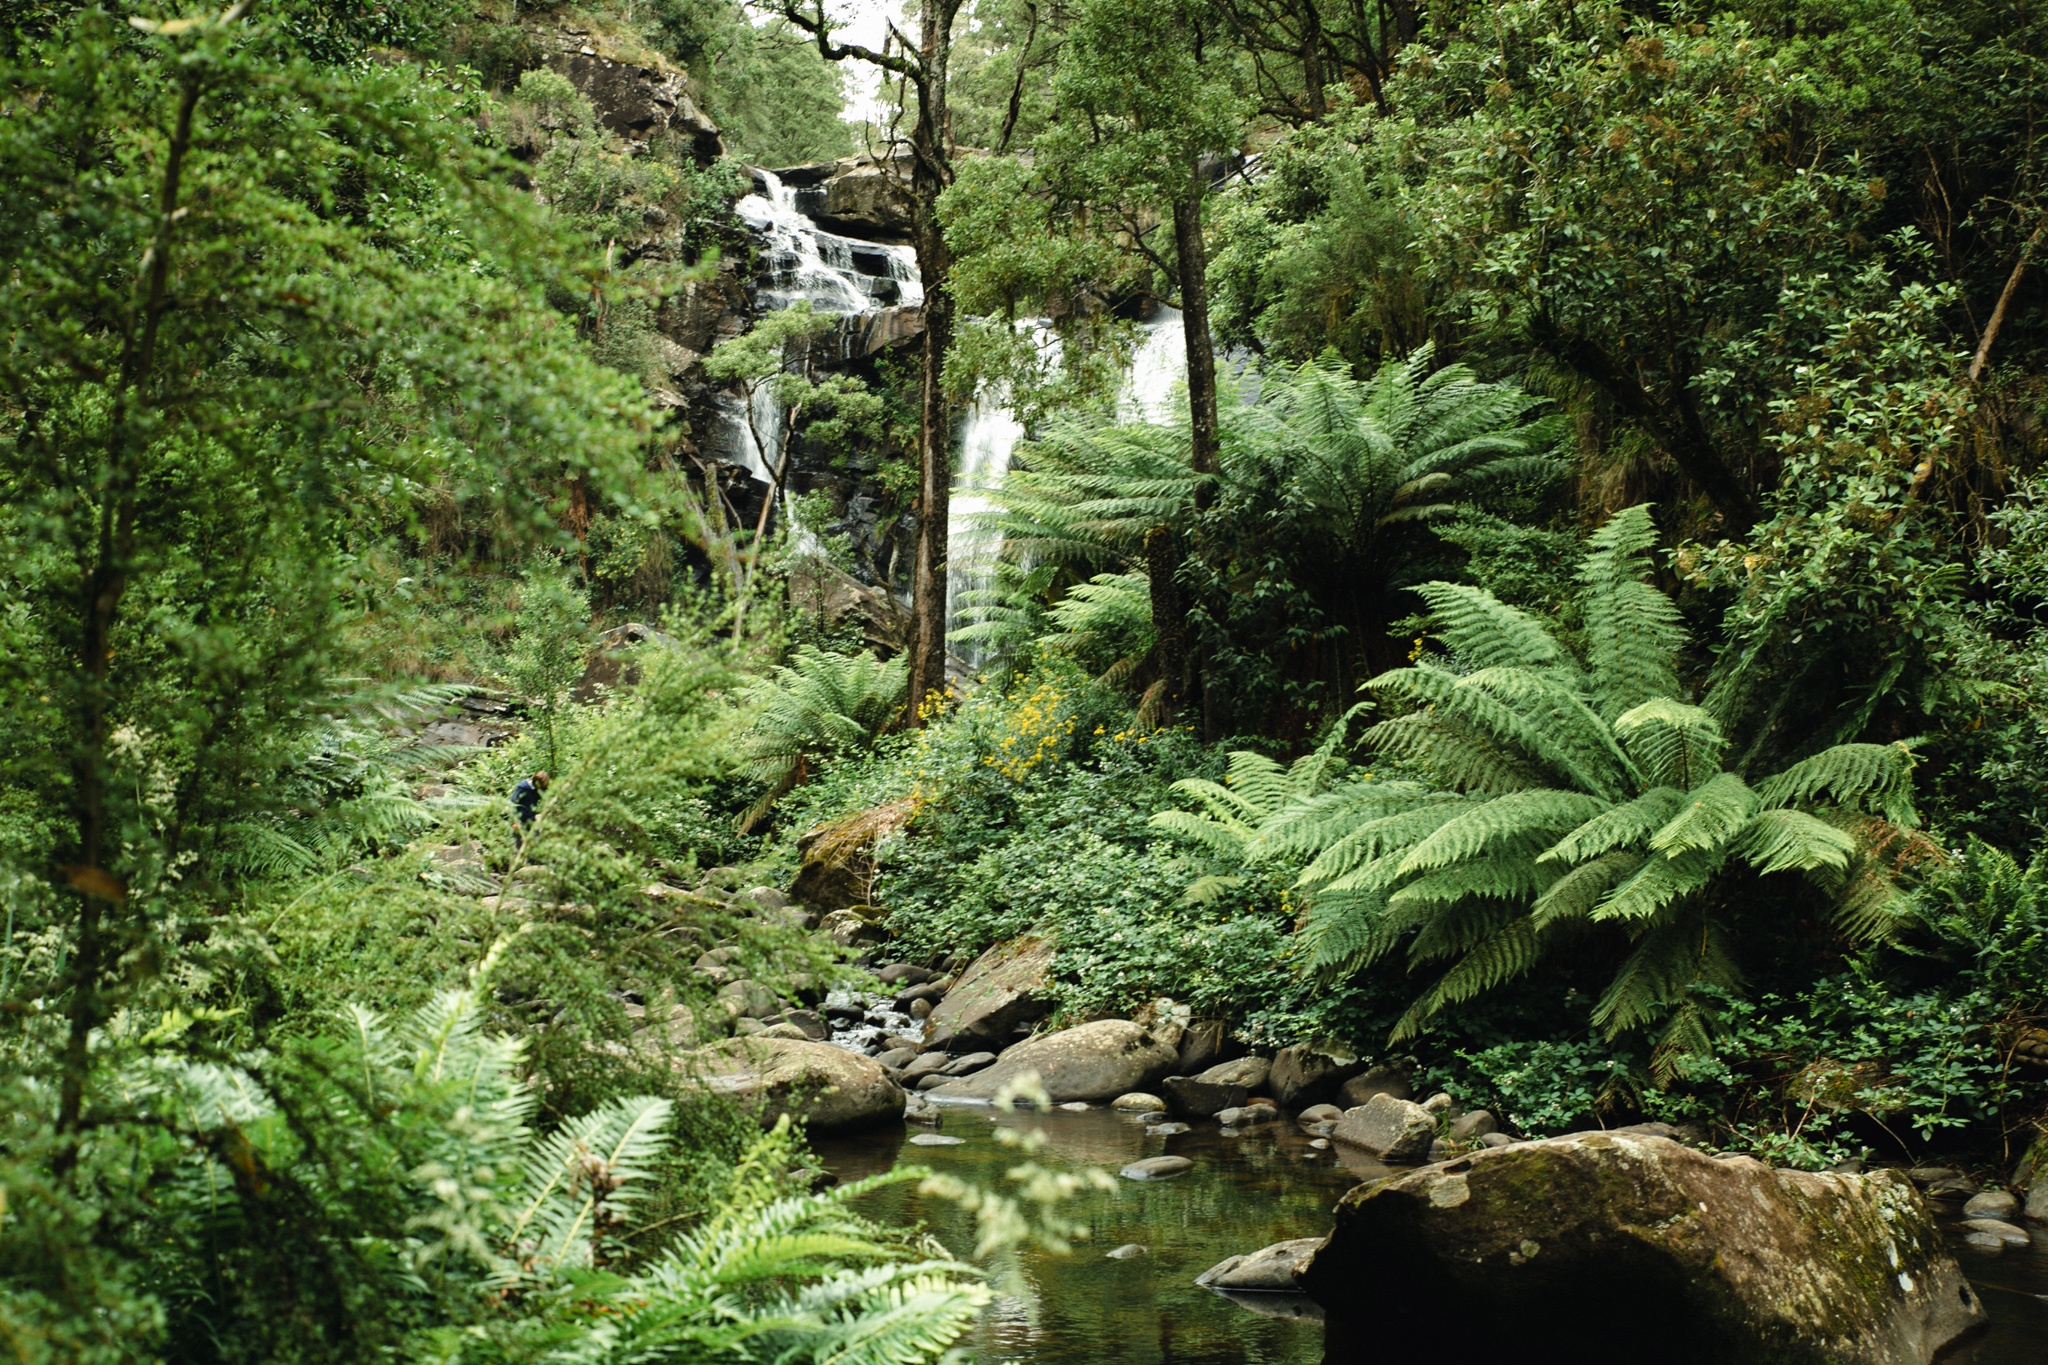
[733, 169, 923, 321]
[1122, 307, 1188, 422]
[721, 170, 923, 490]
[945, 394, 1028, 669]
[724, 170, 1193, 663]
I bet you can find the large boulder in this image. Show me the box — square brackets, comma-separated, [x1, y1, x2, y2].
[789, 801, 914, 912]
[1197, 1238, 1326, 1292]
[1269, 1041, 1364, 1108]
[1336, 1066, 1411, 1109]
[690, 1037, 904, 1134]
[1193, 1055, 1271, 1091]
[1330, 1093, 1437, 1163]
[924, 935, 1057, 1050]
[787, 559, 914, 657]
[1300, 1132, 1989, 1363]
[925, 1020, 1177, 1102]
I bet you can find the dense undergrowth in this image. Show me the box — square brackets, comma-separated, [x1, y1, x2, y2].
[8, 0, 2048, 1361]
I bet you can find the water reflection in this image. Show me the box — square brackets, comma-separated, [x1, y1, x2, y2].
[813, 1101, 1354, 1365]
[819, 1105, 2048, 1364]
[1945, 1225, 2048, 1365]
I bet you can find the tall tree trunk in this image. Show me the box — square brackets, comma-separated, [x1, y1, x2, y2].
[1298, 0, 1327, 120]
[1173, 170, 1221, 495]
[906, 4, 961, 722]
[1168, 160, 1220, 735]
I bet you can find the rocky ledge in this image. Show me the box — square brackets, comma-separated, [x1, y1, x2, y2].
[1297, 1131, 1987, 1364]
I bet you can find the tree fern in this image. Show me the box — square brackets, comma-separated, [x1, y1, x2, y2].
[737, 647, 909, 831]
[969, 346, 1568, 711]
[1151, 503, 1931, 1052]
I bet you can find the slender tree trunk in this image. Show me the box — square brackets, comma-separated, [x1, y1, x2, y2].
[57, 68, 205, 1170]
[1172, 171, 1221, 496]
[1298, 0, 1327, 121]
[906, 5, 961, 721]
[1166, 161, 1220, 735]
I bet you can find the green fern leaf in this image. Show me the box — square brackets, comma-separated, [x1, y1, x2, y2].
[1647, 771, 1761, 857]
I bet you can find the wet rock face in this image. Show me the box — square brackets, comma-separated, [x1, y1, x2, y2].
[774, 154, 916, 243]
[1301, 1132, 1988, 1364]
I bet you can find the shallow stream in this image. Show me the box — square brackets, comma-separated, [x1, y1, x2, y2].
[816, 1104, 2048, 1364]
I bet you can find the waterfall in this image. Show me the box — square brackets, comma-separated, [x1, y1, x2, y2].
[733, 168, 922, 321]
[725, 168, 1193, 670]
[720, 170, 921, 487]
[945, 392, 1028, 669]
[1122, 307, 1187, 422]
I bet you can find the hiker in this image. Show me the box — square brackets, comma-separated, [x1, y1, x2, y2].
[511, 771, 549, 830]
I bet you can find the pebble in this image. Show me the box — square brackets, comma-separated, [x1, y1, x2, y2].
[1119, 1155, 1193, 1181]
[1106, 1243, 1147, 1259]
[909, 1134, 966, 1146]
[1148, 1122, 1192, 1136]
[1309, 1138, 1329, 1150]
[1059, 1101, 1091, 1111]
[1112, 1092, 1167, 1112]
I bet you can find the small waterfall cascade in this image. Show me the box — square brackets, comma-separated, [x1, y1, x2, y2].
[1122, 307, 1188, 423]
[945, 392, 1029, 669]
[733, 169, 923, 320]
[721, 170, 923, 484]
[723, 170, 1195, 656]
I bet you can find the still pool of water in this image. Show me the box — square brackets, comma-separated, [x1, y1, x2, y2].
[816, 1103, 1360, 1364]
[820, 1103, 2048, 1364]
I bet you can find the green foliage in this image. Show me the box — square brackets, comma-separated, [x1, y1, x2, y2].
[1155, 505, 1929, 1053]
[738, 647, 910, 831]
[971, 347, 1566, 722]
[504, 577, 591, 775]
[0, 972, 988, 1364]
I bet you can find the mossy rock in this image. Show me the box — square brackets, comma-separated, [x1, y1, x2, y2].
[1300, 1132, 1986, 1363]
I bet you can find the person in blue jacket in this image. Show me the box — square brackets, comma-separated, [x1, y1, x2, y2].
[511, 771, 550, 831]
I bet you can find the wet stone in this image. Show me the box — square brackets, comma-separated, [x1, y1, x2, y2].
[1120, 1155, 1194, 1181]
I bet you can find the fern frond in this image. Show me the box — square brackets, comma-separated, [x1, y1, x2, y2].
[1613, 697, 1727, 790]
[1730, 808, 1857, 875]
[1395, 789, 1608, 876]
[1411, 581, 1571, 672]
[1539, 788, 1683, 864]
[1529, 850, 1647, 928]
[1755, 741, 1921, 827]
[1592, 847, 1721, 922]
[1579, 505, 1685, 722]
[1646, 771, 1761, 858]
[1393, 916, 1546, 1039]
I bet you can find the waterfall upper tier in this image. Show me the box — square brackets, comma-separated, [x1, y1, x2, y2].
[736, 169, 922, 317]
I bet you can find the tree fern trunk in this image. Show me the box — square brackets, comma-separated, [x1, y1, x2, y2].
[1146, 524, 1187, 724]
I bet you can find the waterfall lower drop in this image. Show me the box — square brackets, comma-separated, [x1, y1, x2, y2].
[945, 395, 1028, 670]
[1123, 307, 1188, 422]
[942, 313, 1186, 669]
